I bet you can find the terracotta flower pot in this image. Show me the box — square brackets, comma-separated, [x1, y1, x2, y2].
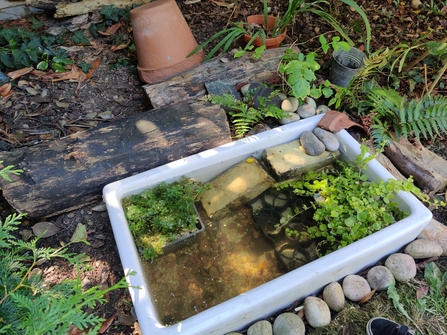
[130, 0, 204, 84]
[242, 15, 287, 49]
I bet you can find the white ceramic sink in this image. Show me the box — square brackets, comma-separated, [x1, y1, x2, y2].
[103, 114, 432, 335]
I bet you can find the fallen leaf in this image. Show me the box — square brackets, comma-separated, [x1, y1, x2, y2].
[70, 223, 88, 243]
[184, 0, 200, 4]
[210, 0, 234, 7]
[0, 83, 11, 97]
[416, 285, 429, 299]
[7, 67, 34, 80]
[98, 22, 122, 36]
[98, 314, 116, 334]
[55, 100, 70, 108]
[25, 87, 39, 95]
[110, 43, 129, 52]
[358, 288, 376, 304]
[86, 58, 101, 79]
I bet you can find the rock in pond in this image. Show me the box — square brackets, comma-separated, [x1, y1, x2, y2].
[323, 281, 345, 312]
[385, 253, 417, 282]
[367, 265, 395, 291]
[300, 131, 326, 156]
[297, 104, 316, 119]
[273, 313, 305, 335]
[247, 320, 272, 335]
[342, 274, 371, 302]
[313, 127, 340, 151]
[303, 296, 331, 327]
[404, 239, 443, 259]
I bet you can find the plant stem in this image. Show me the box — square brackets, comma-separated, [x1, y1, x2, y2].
[427, 58, 447, 96]
[403, 36, 447, 72]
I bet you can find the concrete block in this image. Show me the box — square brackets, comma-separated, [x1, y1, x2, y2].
[199, 157, 275, 217]
[262, 139, 340, 181]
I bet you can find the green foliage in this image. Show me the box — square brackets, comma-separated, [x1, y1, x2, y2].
[122, 177, 208, 259]
[36, 52, 73, 72]
[366, 85, 447, 144]
[0, 165, 131, 334]
[280, 49, 333, 102]
[72, 30, 91, 46]
[0, 28, 43, 70]
[418, 262, 447, 316]
[275, 144, 443, 254]
[100, 4, 135, 25]
[210, 90, 285, 138]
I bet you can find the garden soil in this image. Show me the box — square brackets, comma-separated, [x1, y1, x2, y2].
[0, 0, 447, 334]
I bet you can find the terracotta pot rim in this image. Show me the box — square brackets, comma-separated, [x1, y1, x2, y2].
[242, 14, 287, 48]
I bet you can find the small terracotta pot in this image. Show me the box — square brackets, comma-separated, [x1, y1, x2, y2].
[242, 15, 287, 49]
[130, 0, 204, 84]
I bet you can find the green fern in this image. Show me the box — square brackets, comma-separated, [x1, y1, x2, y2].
[367, 86, 447, 142]
[0, 164, 131, 334]
[210, 92, 285, 138]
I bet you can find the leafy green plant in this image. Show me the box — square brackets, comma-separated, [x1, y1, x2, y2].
[279, 49, 334, 102]
[0, 163, 131, 334]
[36, 52, 73, 72]
[122, 177, 208, 260]
[418, 262, 447, 316]
[275, 144, 444, 255]
[209, 89, 285, 138]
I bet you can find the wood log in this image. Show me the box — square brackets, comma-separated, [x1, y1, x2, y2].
[144, 46, 298, 108]
[0, 102, 231, 219]
[51, 0, 151, 18]
[383, 141, 445, 194]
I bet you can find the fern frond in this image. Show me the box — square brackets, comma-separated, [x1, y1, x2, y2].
[370, 122, 392, 147]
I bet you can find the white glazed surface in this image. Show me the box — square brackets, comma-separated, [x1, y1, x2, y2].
[103, 114, 432, 335]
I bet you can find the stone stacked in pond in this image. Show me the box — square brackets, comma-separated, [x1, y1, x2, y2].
[198, 157, 275, 217]
[262, 138, 341, 181]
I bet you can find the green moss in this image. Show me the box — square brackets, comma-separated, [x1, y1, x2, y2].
[122, 177, 207, 259]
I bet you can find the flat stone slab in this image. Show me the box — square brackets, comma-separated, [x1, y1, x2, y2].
[199, 157, 275, 217]
[262, 139, 340, 181]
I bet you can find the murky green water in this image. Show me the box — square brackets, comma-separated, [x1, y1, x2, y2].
[141, 202, 284, 325]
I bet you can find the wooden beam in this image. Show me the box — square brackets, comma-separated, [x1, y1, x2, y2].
[144, 46, 298, 108]
[0, 102, 231, 218]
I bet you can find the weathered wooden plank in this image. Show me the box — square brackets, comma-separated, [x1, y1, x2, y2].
[144, 46, 298, 108]
[0, 102, 231, 218]
[50, 0, 151, 18]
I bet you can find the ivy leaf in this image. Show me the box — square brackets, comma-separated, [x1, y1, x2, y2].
[72, 30, 91, 45]
[12, 49, 30, 67]
[0, 51, 14, 68]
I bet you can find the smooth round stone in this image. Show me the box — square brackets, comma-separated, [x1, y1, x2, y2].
[305, 96, 317, 109]
[303, 296, 331, 328]
[385, 253, 417, 282]
[281, 97, 299, 112]
[366, 266, 395, 291]
[297, 104, 316, 118]
[404, 239, 443, 259]
[323, 282, 345, 312]
[342, 274, 371, 302]
[247, 320, 272, 335]
[300, 131, 326, 156]
[273, 313, 305, 335]
[279, 113, 301, 125]
[240, 84, 251, 96]
[316, 105, 331, 114]
[313, 127, 340, 151]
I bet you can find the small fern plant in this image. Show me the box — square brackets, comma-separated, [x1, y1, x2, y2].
[366, 85, 447, 145]
[0, 162, 131, 334]
[210, 90, 285, 138]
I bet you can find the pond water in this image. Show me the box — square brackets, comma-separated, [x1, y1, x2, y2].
[141, 188, 320, 325]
